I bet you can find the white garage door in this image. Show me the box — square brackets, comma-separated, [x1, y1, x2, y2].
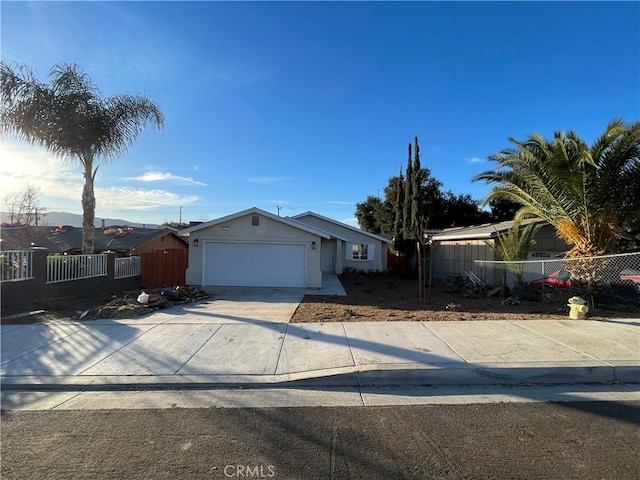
[203, 243, 306, 287]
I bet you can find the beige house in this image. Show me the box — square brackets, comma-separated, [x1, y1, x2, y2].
[430, 219, 569, 285]
[180, 207, 389, 289]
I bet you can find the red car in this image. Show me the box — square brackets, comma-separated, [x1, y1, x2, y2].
[530, 269, 640, 291]
[619, 269, 640, 285]
[528, 270, 571, 291]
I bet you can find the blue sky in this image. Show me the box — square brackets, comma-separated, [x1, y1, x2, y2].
[1, 1, 638, 227]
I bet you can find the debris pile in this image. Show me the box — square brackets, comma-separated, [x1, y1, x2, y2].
[165, 286, 210, 303]
[75, 286, 211, 320]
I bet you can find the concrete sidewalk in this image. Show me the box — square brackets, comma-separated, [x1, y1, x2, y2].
[1, 303, 638, 389]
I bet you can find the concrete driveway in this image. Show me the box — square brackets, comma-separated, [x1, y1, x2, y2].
[144, 286, 305, 325]
[0, 287, 305, 380]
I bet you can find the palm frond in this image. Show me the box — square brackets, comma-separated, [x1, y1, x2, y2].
[474, 118, 639, 254]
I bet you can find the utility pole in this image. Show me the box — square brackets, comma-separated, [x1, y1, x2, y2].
[179, 206, 182, 224]
[276, 205, 282, 217]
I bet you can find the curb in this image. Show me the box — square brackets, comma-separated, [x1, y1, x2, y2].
[2, 363, 638, 391]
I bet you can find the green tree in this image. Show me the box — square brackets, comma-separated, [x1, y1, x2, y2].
[411, 137, 425, 236]
[474, 118, 640, 257]
[160, 221, 189, 229]
[392, 169, 404, 251]
[402, 144, 413, 240]
[430, 191, 492, 228]
[1, 62, 164, 253]
[354, 195, 392, 234]
[488, 219, 541, 284]
[489, 197, 521, 221]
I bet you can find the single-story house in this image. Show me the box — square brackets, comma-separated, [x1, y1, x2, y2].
[0, 225, 187, 257]
[429, 218, 570, 285]
[179, 207, 390, 288]
[292, 211, 389, 274]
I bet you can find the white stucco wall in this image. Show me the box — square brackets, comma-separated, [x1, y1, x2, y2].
[295, 215, 388, 273]
[185, 213, 323, 288]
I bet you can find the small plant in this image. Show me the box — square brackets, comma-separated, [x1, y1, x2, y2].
[502, 296, 521, 306]
[445, 303, 460, 312]
[344, 308, 357, 317]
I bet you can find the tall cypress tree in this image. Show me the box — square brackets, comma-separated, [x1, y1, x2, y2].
[411, 136, 425, 234]
[403, 143, 414, 240]
[411, 137, 426, 299]
[392, 165, 404, 251]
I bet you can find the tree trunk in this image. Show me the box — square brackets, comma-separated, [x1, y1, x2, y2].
[417, 241, 423, 302]
[81, 157, 96, 254]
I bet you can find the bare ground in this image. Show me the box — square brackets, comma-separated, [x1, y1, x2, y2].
[290, 273, 640, 323]
[4, 275, 638, 324]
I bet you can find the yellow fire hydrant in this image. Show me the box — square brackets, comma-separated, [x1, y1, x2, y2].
[567, 296, 589, 320]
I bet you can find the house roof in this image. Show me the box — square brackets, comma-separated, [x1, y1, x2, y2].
[430, 218, 546, 241]
[0, 225, 185, 253]
[291, 211, 391, 243]
[178, 207, 333, 239]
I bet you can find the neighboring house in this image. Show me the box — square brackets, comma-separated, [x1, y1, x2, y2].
[429, 219, 569, 284]
[179, 207, 390, 289]
[0, 225, 187, 257]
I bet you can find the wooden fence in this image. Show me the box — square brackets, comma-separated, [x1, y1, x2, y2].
[141, 249, 188, 289]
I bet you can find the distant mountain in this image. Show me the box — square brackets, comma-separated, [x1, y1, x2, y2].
[0, 211, 160, 229]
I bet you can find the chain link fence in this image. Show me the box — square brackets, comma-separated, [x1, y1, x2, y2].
[473, 252, 640, 311]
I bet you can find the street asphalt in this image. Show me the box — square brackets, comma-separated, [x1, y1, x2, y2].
[3, 402, 639, 479]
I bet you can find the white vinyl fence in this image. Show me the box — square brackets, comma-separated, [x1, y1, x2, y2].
[114, 256, 141, 279]
[47, 254, 109, 283]
[0, 250, 34, 282]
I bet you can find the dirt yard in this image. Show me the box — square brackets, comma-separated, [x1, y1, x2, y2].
[290, 273, 639, 323]
[4, 274, 638, 324]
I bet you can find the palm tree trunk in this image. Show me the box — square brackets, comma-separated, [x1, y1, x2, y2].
[81, 157, 96, 254]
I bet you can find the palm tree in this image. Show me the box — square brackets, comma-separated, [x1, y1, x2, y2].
[488, 219, 541, 285]
[1, 62, 164, 253]
[474, 119, 640, 258]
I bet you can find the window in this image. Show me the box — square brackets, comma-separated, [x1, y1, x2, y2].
[351, 243, 369, 260]
[251, 215, 259, 226]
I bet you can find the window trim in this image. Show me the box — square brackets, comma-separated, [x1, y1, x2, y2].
[350, 243, 370, 261]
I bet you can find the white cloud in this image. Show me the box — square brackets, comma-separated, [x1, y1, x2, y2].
[127, 171, 207, 186]
[468, 157, 486, 164]
[0, 141, 200, 217]
[96, 186, 200, 212]
[0, 141, 79, 199]
[326, 200, 353, 205]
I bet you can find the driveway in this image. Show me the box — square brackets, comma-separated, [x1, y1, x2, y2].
[139, 286, 305, 325]
[1, 287, 305, 379]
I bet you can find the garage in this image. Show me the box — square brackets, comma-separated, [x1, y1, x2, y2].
[203, 242, 306, 287]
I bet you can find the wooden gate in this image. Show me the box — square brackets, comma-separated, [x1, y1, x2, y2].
[387, 252, 408, 276]
[141, 249, 188, 288]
